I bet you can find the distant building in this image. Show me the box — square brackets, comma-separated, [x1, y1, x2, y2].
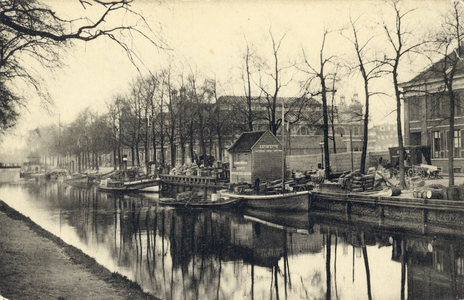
[336, 94, 365, 153]
[368, 123, 398, 152]
[218, 94, 365, 155]
[23, 152, 41, 173]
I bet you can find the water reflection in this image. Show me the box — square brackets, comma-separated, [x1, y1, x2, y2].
[0, 180, 463, 300]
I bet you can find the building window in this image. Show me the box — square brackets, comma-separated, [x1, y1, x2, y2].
[409, 97, 421, 121]
[456, 94, 462, 117]
[430, 94, 443, 119]
[433, 131, 442, 158]
[455, 130, 461, 158]
[297, 126, 310, 135]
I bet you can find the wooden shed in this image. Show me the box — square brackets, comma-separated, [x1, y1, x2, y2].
[228, 131, 282, 184]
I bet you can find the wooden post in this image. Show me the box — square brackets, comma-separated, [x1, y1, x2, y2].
[345, 201, 352, 221]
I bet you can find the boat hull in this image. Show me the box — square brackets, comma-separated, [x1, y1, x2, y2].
[99, 178, 160, 193]
[220, 190, 310, 211]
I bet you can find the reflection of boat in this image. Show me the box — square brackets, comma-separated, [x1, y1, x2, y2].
[158, 196, 243, 209]
[220, 190, 310, 211]
[243, 207, 313, 232]
[63, 174, 91, 187]
[99, 177, 160, 192]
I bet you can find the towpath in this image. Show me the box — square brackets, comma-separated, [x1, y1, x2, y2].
[0, 201, 159, 300]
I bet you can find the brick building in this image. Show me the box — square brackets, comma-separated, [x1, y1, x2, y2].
[400, 52, 464, 173]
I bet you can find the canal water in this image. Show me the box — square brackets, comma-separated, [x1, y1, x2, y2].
[0, 180, 463, 300]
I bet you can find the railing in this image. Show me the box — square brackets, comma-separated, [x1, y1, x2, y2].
[160, 174, 229, 187]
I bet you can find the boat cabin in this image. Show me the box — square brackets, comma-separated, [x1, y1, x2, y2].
[228, 131, 282, 184]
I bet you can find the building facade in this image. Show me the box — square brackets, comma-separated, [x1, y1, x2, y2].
[400, 54, 464, 173]
[368, 123, 398, 152]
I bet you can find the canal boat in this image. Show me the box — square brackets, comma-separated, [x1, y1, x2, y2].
[63, 174, 91, 187]
[98, 167, 161, 193]
[158, 195, 244, 209]
[219, 189, 311, 211]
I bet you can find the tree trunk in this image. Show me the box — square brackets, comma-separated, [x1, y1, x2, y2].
[151, 119, 157, 164]
[321, 77, 331, 179]
[448, 89, 455, 186]
[360, 81, 369, 174]
[393, 67, 406, 189]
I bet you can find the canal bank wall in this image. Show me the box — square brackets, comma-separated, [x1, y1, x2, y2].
[309, 189, 464, 236]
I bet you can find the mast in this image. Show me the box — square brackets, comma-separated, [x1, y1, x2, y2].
[282, 101, 285, 193]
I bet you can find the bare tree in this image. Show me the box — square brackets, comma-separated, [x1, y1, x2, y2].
[300, 30, 337, 179]
[256, 30, 294, 135]
[187, 70, 209, 161]
[161, 69, 178, 168]
[382, 1, 426, 188]
[239, 37, 261, 131]
[345, 15, 386, 174]
[205, 77, 229, 161]
[0, 0, 165, 133]
[107, 95, 124, 170]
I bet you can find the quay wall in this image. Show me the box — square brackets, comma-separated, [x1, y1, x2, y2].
[309, 192, 464, 234]
[287, 151, 389, 172]
[0, 166, 21, 183]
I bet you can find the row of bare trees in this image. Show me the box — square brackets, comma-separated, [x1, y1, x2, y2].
[103, 71, 234, 172]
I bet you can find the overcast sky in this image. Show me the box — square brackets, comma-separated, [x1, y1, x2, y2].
[0, 0, 452, 149]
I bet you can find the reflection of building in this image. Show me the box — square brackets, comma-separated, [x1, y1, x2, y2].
[402, 237, 464, 300]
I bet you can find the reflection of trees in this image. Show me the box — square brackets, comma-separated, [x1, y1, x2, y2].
[20, 182, 464, 300]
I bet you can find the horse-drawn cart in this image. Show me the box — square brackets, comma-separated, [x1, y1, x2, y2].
[388, 146, 442, 179]
[407, 164, 442, 179]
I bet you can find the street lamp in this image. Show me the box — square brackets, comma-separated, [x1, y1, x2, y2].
[319, 142, 324, 170]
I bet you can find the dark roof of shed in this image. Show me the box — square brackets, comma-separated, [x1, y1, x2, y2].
[228, 131, 268, 152]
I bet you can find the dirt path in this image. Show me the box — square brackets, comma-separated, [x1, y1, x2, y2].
[0, 201, 160, 300]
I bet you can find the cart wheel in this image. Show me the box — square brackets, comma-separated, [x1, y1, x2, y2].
[419, 169, 426, 178]
[407, 169, 414, 178]
[428, 172, 436, 180]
